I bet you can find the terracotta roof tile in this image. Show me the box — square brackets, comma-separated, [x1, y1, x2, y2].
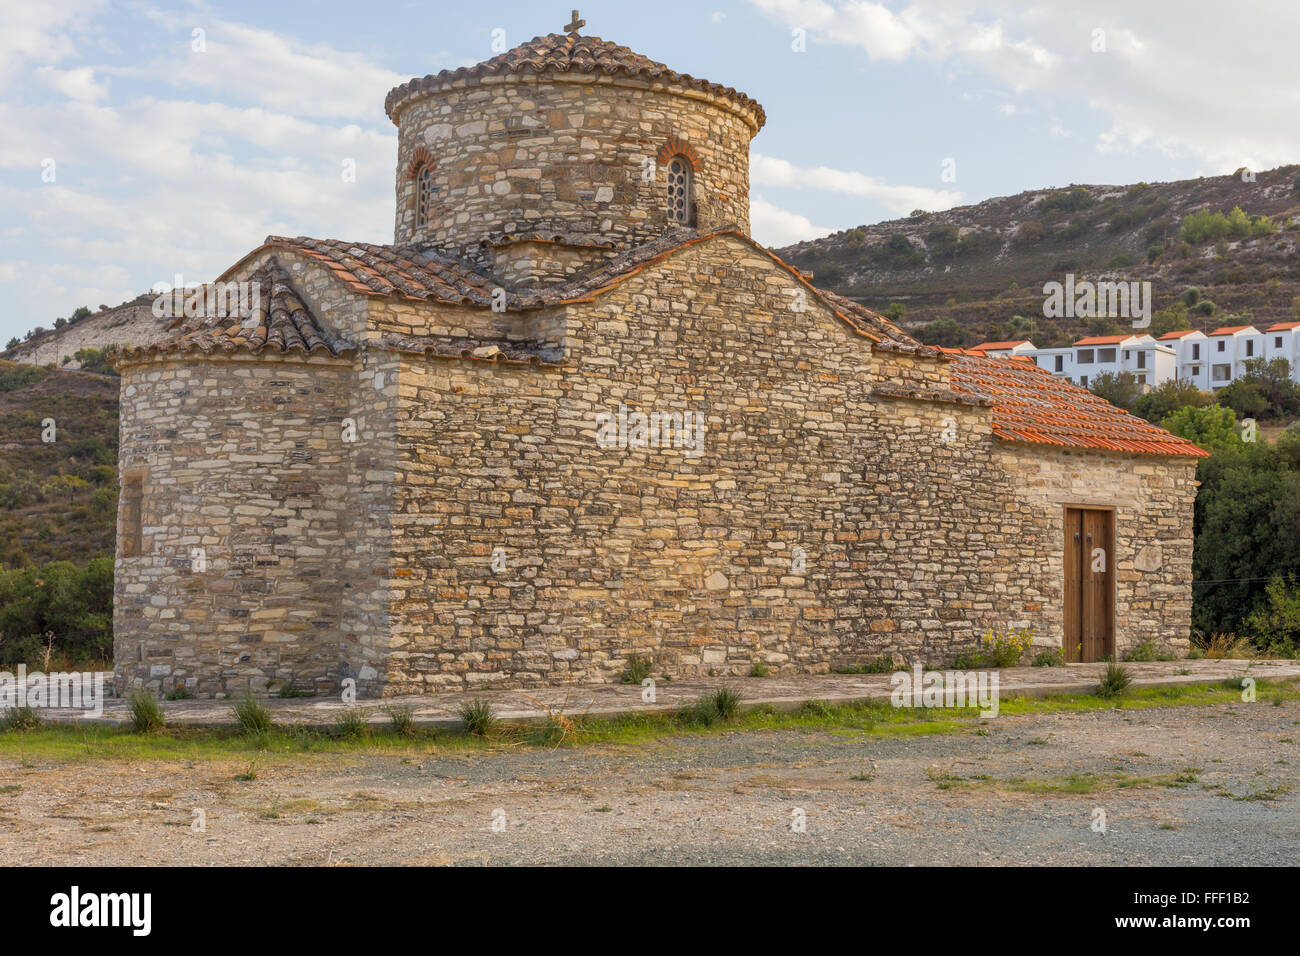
[118, 260, 355, 363]
[972, 340, 1032, 350]
[1073, 335, 1140, 346]
[951, 355, 1209, 458]
[1158, 329, 1200, 339]
[1266, 322, 1300, 331]
[1209, 325, 1256, 336]
[384, 33, 765, 129]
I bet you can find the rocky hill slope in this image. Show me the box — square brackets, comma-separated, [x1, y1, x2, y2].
[777, 164, 1300, 348]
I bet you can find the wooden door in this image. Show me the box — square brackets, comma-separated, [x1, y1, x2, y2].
[1064, 508, 1114, 662]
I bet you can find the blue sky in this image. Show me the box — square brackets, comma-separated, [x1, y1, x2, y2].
[3, 0, 1297, 341]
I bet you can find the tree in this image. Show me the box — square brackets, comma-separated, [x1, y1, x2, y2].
[1221, 358, 1300, 421]
[916, 317, 965, 348]
[1240, 574, 1300, 656]
[1090, 371, 1141, 411]
[1162, 404, 1241, 456]
[70, 306, 91, 322]
[1150, 301, 1192, 338]
[4, 338, 18, 350]
[1133, 378, 1211, 424]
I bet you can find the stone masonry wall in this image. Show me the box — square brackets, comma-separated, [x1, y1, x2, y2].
[996, 444, 1198, 655]
[112, 349, 399, 698]
[392, 75, 757, 251]
[378, 234, 1200, 692]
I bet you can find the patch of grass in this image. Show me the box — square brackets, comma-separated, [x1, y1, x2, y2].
[833, 657, 895, 675]
[0, 679, 1294, 763]
[332, 709, 369, 740]
[128, 690, 165, 734]
[748, 662, 771, 678]
[0, 706, 41, 732]
[383, 704, 415, 737]
[709, 687, 741, 720]
[233, 692, 272, 735]
[1031, 649, 1064, 667]
[164, 686, 191, 701]
[1123, 639, 1176, 662]
[1096, 661, 1134, 699]
[459, 699, 496, 737]
[276, 684, 315, 699]
[234, 761, 258, 781]
[619, 655, 654, 685]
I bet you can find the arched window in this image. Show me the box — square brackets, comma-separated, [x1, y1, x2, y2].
[416, 165, 435, 229]
[666, 155, 693, 224]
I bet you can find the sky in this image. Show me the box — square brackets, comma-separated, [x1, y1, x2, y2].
[2, 0, 1298, 341]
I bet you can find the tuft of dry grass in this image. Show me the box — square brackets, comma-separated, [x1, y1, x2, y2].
[1193, 632, 1256, 659]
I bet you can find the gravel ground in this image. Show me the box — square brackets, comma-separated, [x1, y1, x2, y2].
[3, 699, 1297, 866]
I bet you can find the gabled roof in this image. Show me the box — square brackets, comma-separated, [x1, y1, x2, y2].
[119, 260, 355, 363]
[227, 229, 945, 357]
[1209, 325, 1257, 336]
[1158, 329, 1202, 340]
[1266, 321, 1300, 331]
[951, 355, 1209, 458]
[221, 237, 505, 307]
[384, 32, 765, 128]
[972, 340, 1033, 351]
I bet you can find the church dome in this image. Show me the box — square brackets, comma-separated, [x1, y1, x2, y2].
[385, 22, 764, 254]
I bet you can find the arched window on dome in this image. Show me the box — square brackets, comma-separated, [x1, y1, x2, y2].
[665, 155, 693, 225]
[415, 164, 435, 229]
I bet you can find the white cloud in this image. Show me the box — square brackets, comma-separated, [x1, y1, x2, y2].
[747, 0, 1300, 172]
[752, 153, 962, 215]
[750, 195, 835, 245]
[35, 66, 108, 102]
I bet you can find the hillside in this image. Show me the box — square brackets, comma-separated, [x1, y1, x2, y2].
[776, 164, 1300, 348]
[2, 293, 173, 369]
[0, 361, 119, 568]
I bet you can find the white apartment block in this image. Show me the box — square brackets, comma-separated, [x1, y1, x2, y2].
[976, 323, 1300, 391]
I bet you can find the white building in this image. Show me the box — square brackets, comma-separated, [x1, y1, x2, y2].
[1202, 325, 1262, 389]
[1264, 322, 1300, 382]
[970, 323, 1295, 390]
[970, 339, 1037, 359]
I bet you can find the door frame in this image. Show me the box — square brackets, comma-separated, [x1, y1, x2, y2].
[1062, 504, 1117, 662]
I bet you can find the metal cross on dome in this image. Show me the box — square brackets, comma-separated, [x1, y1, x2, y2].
[564, 10, 585, 35]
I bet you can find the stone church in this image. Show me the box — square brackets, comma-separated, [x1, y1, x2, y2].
[113, 21, 1208, 697]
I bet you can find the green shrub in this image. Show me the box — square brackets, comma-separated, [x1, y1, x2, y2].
[708, 687, 742, 720]
[1240, 575, 1300, 657]
[333, 708, 369, 739]
[0, 705, 41, 731]
[233, 692, 272, 735]
[1096, 662, 1133, 699]
[748, 662, 771, 678]
[384, 704, 416, 737]
[128, 690, 165, 734]
[164, 686, 191, 701]
[619, 654, 654, 685]
[1031, 649, 1064, 667]
[459, 699, 496, 736]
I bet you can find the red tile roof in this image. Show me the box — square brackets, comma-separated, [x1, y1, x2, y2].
[385, 33, 765, 128]
[119, 260, 355, 363]
[1157, 329, 1200, 340]
[1209, 325, 1256, 336]
[1266, 322, 1300, 331]
[972, 340, 1032, 351]
[951, 355, 1209, 458]
[1073, 335, 1139, 346]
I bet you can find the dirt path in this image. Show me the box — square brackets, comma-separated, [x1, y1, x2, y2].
[3, 700, 1297, 866]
